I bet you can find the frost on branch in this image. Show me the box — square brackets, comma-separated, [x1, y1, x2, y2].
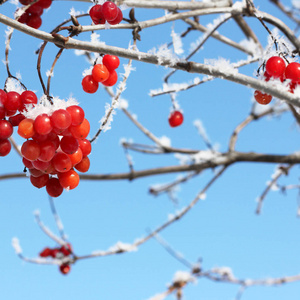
[148, 44, 179, 66]
[12, 237, 22, 254]
[172, 270, 196, 284]
[204, 57, 238, 75]
[171, 28, 184, 56]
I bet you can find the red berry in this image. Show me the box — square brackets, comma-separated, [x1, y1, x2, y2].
[46, 178, 63, 197]
[102, 1, 118, 21]
[5, 91, 21, 111]
[52, 152, 72, 173]
[60, 243, 72, 256]
[51, 109, 72, 132]
[78, 139, 91, 156]
[89, 4, 106, 25]
[285, 62, 300, 83]
[0, 139, 11, 156]
[102, 54, 120, 70]
[9, 113, 25, 127]
[32, 159, 51, 171]
[38, 140, 56, 162]
[82, 75, 99, 93]
[58, 169, 80, 190]
[0, 107, 5, 119]
[254, 90, 272, 105]
[18, 118, 35, 139]
[29, 168, 44, 177]
[27, 3, 43, 16]
[75, 156, 90, 173]
[69, 118, 90, 139]
[34, 114, 53, 135]
[101, 70, 118, 86]
[68, 148, 83, 166]
[92, 64, 109, 82]
[265, 56, 286, 78]
[108, 8, 123, 25]
[21, 140, 41, 161]
[59, 263, 71, 275]
[0, 89, 7, 107]
[26, 14, 42, 29]
[20, 90, 38, 112]
[30, 174, 49, 188]
[19, 0, 33, 5]
[17, 11, 29, 24]
[0, 120, 13, 139]
[168, 111, 183, 127]
[37, 0, 52, 9]
[60, 136, 79, 154]
[39, 247, 52, 257]
[66, 105, 85, 126]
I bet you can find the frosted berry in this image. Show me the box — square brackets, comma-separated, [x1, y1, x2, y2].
[254, 90, 272, 105]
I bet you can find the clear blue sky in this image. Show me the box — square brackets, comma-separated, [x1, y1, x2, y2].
[1, 1, 300, 299]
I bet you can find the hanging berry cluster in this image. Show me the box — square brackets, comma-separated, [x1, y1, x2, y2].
[17, 100, 91, 197]
[89, 1, 123, 25]
[82, 54, 120, 94]
[0, 89, 38, 156]
[16, 0, 52, 29]
[39, 243, 72, 275]
[254, 55, 300, 105]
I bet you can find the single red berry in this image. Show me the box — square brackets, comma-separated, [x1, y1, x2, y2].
[17, 11, 29, 24]
[101, 1, 118, 21]
[59, 263, 71, 275]
[27, 3, 43, 16]
[285, 62, 300, 83]
[66, 105, 85, 126]
[39, 247, 52, 257]
[18, 118, 35, 139]
[51, 109, 72, 132]
[0, 120, 13, 139]
[265, 56, 286, 78]
[78, 139, 91, 156]
[20, 90, 38, 112]
[75, 156, 90, 173]
[107, 8, 123, 25]
[92, 64, 109, 82]
[52, 152, 72, 173]
[68, 148, 83, 166]
[37, 0, 52, 9]
[34, 113, 53, 135]
[9, 113, 25, 127]
[26, 14, 42, 29]
[60, 243, 72, 256]
[102, 54, 120, 70]
[22, 157, 34, 169]
[30, 174, 49, 188]
[82, 75, 99, 93]
[69, 118, 90, 139]
[89, 4, 106, 25]
[60, 136, 79, 155]
[58, 169, 80, 190]
[168, 111, 184, 127]
[254, 90, 272, 105]
[5, 91, 22, 111]
[38, 140, 56, 162]
[0, 139, 11, 156]
[46, 178, 63, 197]
[101, 70, 118, 86]
[21, 140, 41, 161]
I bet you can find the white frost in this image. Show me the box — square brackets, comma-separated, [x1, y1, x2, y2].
[171, 28, 184, 55]
[12, 237, 22, 254]
[158, 136, 171, 148]
[172, 270, 195, 284]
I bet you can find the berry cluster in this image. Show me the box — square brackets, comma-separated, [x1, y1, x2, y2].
[16, 0, 52, 29]
[0, 89, 38, 156]
[254, 55, 300, 105]
[168, 110, 184, 127]
[18, 104, 91, 197]
[39, 243, 72, 275]
[89, 1, 123, 26]
[82, 54, 120, 93]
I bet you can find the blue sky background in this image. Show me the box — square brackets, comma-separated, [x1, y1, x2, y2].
[1, 1, 300, 299]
